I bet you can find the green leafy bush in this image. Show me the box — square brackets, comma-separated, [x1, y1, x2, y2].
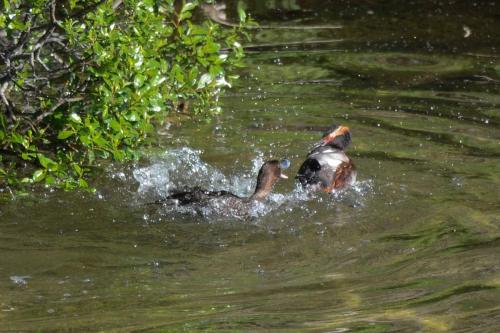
[0, 0, 251, 190]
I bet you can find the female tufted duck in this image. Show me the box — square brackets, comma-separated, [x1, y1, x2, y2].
[157, 159, 290, 209]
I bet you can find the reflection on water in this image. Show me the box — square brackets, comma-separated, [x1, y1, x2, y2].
[1, 1, 500, 332]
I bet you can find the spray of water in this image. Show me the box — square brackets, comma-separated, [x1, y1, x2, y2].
[133, 148, 373, 220]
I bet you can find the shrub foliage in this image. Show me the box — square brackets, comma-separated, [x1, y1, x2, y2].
[0, 0, 250, 190]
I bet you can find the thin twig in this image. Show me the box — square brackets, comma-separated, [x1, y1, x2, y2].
[50, 0, 61, 27]
[32, 0, 108, 31]
[34, 96, 84, 124]
[0, 82, 16, 123]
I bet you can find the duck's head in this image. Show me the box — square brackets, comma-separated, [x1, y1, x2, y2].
[314, 124, 352, 150]
[251, 159, 290, 200]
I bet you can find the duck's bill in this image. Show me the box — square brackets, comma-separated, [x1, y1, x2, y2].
[280, 159, 291, 169]
[312, 139, 328, 149]
[280, 173, 289, 179]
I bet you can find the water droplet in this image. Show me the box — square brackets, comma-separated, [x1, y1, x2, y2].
[10, 276, 30, 285]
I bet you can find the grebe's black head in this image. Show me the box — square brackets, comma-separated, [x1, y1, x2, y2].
[315, 125, 352, 150]
[252, 159, 290, 200]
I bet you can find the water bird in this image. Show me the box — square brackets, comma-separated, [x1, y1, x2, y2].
[296, 125, 356, 192]
[154, 159, 290, 215]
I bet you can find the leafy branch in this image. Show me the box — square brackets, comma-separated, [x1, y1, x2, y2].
[0, 0, 251, 191]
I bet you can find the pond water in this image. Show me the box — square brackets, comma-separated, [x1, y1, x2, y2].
[1, 1, 499, 332]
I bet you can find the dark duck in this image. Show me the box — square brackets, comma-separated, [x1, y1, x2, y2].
[296, 125, 356, 192]
[157, 159, 290, 215]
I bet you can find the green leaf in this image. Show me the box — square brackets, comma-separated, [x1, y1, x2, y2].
[37, 154, 58, 171]
[93, 134, 108, 147]
[180, 1, 198, 21]
[45, 175, 56, 185]
[203, 40, 220, 54]
[32, 169, 46, 183]
[197, 73, 213, 89]
[79, 134, 92, 146]
[11, 133, 29, 148]
[57, 130, 74, 140]
[188, 66, 200, 84]
[72, 163, 83, 176]
[124, 112, 138, 122]
[78, 178, 88, 188]
[237, 3, 247, 23]
[87, 150, 95, 164]
[110, 118, 121, 132]
[21, 153, 34, 160]
[70, 113, 82, 123]
[113, 149, 125, 161]
[209, 65, 223, 77]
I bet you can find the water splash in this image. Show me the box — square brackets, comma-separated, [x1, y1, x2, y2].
[133, 148, 228, 198]
[10, 275, 30, 286]
[330, 179, 375, 208]
[133, 148, 373, 220]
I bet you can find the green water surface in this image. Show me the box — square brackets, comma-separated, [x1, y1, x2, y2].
[1, 1, 499, 332]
